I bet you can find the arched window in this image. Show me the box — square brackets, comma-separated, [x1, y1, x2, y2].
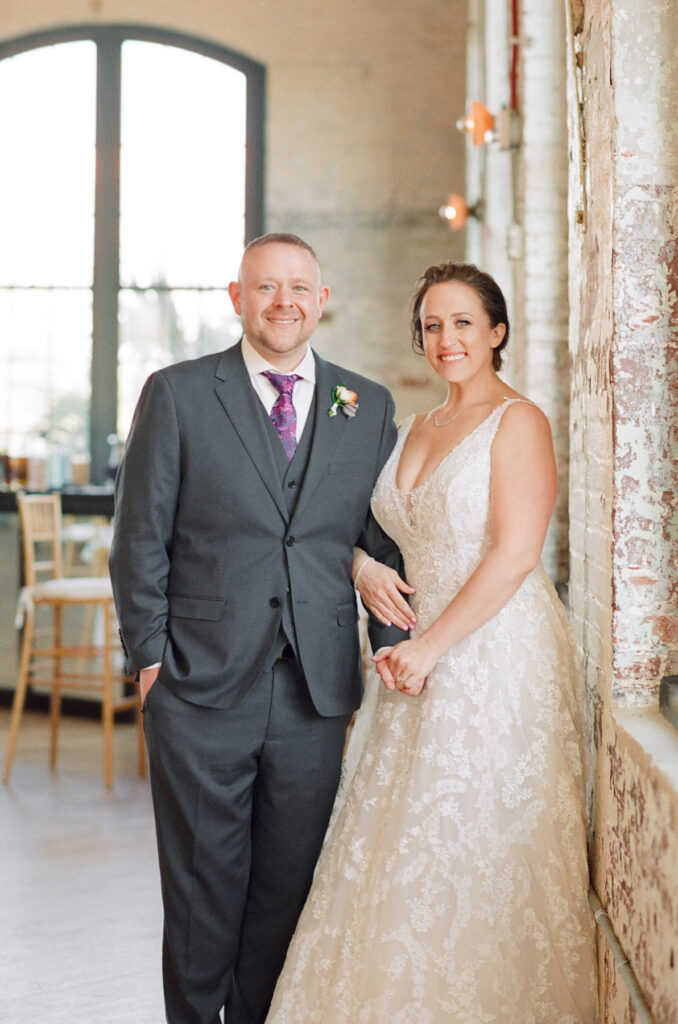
[0, 26, 264, 483]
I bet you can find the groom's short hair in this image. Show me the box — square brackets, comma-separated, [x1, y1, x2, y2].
[243, 232, 320, 266]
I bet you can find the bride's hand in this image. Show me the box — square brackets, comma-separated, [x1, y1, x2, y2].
[373, 637, 438, 697]
[354, 556, 416, 631]
[372, 646, 396, 690]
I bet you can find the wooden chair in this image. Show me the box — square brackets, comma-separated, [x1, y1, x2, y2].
[3, 494, 146, 788]
[61, 515, 113, 577]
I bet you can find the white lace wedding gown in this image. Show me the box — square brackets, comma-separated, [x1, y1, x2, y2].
[267, 400, 598, 1023]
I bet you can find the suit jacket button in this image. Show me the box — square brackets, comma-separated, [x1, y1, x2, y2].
[288, 479, 297, 489]
[269, 597, 281, 608]
[286, 536, 295, 547]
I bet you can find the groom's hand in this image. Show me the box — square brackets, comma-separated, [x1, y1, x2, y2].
[139, 664, 161, 704]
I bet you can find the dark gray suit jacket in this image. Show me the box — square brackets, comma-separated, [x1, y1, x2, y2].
[109, 342, 405, 716]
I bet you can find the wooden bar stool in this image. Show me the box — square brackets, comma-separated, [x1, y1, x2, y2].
[61, 515, 112, 576]
[3, 493, 146, 788]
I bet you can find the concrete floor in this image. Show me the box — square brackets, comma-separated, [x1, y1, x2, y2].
[0, 707, 165, 1024]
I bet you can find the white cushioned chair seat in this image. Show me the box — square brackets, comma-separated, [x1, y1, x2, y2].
[15, 576, 113, 627]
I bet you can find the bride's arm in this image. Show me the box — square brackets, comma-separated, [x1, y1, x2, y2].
[375, 403, 558, 696]
[352, 549, 416, 632]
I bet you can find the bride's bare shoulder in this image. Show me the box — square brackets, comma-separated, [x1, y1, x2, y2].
[496, 395, 554, 449]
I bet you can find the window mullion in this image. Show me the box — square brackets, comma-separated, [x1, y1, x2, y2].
[91, 33, 121, 484]
[245, 66, 265, 242]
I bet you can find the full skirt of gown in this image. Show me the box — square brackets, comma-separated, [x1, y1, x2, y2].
[266, 400, 599, 1023]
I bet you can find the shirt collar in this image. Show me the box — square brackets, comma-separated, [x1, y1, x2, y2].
[241, 335, 316, 384]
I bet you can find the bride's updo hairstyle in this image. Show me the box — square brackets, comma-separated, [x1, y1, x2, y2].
[411, 262, 510, 371]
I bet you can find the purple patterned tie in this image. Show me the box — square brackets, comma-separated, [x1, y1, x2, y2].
[262, 371, 302, 460]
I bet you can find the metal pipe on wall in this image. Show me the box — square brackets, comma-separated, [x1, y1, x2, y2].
[588, 888, 654, 1024]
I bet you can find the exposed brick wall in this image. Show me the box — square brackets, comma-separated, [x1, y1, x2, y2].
[566, 1, 678, 1021]
[612, 185, 678, 696]
[469, 0, 678, 1017]
[596, 724, 678, 1023]
[566, 0, 615, 748]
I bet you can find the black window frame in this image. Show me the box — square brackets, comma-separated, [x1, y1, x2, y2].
[0, 24, 265, 482]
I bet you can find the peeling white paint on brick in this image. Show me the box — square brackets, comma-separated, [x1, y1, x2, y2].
[566, 0, 678, 1020]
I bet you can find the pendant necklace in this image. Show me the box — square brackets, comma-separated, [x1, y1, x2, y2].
[433, 392, 491, 428]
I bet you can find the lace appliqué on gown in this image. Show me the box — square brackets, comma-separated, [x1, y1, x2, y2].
[267, 401, 599, 1024]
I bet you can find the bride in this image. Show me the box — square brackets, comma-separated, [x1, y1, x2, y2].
[266, 262, 598, 1023]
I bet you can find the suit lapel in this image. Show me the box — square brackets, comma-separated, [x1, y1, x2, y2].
[291, 354, 346, 522]
[213, 344, 288, 522]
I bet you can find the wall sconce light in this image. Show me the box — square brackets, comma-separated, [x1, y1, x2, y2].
[456, 101, 495, 146]
[456, 102, 521, 150]
[439, 193, 483, 231]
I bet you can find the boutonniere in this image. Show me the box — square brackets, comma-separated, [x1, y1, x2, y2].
[329, 384, 359, 418]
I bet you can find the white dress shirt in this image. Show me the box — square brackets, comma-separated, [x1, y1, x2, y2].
[241, 335, 316, 441]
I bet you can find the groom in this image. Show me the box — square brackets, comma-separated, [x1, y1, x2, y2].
[109, 233, 405, 1024]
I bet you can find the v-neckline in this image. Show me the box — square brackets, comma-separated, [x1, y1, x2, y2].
[394, 399, 515, 494]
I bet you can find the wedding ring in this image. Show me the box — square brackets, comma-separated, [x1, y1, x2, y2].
[396, 675, 404, 683]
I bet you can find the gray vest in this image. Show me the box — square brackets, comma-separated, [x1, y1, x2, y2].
[257, 392, 318, 662]
[266, 392, 317, 517]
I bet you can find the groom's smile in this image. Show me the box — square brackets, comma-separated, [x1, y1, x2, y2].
[228, 240, 330, 371]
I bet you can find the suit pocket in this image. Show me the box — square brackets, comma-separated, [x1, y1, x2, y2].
[168, 595, 226, 621]
[336, 601, 359, 627]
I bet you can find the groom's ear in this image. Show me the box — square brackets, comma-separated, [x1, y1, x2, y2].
[228, 280, 242, 315]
